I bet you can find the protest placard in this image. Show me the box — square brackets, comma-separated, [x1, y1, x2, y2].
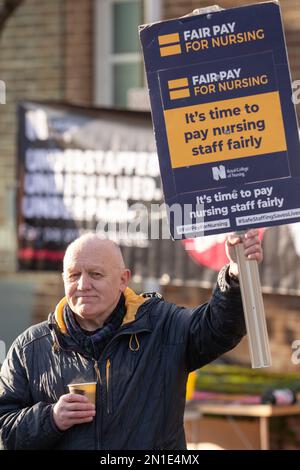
[140, 2, 300, 239]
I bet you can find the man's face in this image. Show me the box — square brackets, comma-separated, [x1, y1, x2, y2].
[63, 242, 130, 325]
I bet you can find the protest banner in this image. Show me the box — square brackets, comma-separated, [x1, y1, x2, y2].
[17, 101, 163, 272]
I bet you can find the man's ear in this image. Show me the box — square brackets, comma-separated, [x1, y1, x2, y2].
[120, 269, 131, 291]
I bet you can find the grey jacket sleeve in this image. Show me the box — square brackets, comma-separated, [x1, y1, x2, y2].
[186, 265, 246, 372]
[0, 339, 63, 450]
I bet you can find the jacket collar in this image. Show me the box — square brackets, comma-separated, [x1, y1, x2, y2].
[53, 287, 149, 335]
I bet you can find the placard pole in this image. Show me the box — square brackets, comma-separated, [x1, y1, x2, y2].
[235, 234, 272, 368]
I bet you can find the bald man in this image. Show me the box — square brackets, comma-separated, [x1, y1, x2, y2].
[0, 230, 262, 450]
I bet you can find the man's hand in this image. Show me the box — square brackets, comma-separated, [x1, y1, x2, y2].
[52, 394, 96, 431]
[225, 229, 263, 279]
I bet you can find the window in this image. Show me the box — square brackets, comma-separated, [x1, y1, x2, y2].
[94, 0, 161, 108]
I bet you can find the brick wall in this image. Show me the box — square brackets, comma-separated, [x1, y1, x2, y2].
[0, 0, 65, 272]
[65, 0, 93, 105]
[0, 0, 93, 327]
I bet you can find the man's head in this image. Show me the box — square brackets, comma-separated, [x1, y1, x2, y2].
[62, 234, 131, 329]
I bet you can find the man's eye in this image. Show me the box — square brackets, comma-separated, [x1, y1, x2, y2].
[90, 272, 102, 279]
[68, 273, 80, 281]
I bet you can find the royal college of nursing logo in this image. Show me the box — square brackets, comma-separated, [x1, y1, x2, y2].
[212, 165, 227, 181]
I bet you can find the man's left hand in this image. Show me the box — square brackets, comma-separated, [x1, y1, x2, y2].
[225, 229, 263, 279]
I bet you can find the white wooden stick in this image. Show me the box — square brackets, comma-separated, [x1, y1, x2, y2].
[235, 241, 272, 368]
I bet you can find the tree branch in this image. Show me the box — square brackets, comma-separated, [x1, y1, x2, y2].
[0, 0, 24, 32]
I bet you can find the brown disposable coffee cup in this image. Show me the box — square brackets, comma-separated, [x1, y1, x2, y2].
[68, 382, 96, 405]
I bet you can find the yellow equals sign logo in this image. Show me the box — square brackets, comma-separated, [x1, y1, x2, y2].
[168, 77, 190, 100]
[158, 33, 182, 57]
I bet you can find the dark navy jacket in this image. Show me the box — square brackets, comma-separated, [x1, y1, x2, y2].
[0, 266, 245, 450]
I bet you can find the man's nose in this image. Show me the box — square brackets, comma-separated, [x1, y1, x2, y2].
[77, 273, 91, 290]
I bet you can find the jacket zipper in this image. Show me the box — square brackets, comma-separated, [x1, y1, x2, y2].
[106, 358, 111, 414]
[94, 359, 111, 414]
[94, 360, 102, 384]
[93, 360, 102, 450]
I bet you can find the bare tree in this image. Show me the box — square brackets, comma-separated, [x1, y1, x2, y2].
[0, 0, 24, 33]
